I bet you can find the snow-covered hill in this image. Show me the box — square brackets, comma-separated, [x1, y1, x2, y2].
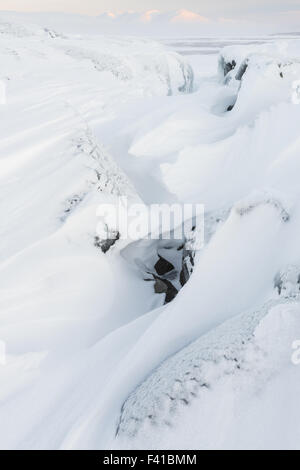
[0, 13, 300, 450]
[112, 40, 300, 450]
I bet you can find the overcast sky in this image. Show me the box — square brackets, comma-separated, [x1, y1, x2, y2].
[0, 0, 300, 17]
[1, 0, 300, 34]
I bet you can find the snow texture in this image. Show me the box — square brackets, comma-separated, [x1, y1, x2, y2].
[0, 12, 300, 450]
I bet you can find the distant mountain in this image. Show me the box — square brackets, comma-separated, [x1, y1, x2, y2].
[0, 9, 298, 37]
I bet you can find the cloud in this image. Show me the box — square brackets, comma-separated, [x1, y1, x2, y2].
[5, 7, 296, 36]
[141, 9, 160, 23]
[171, 9, 209, 23]
[98, 9, 211, 27]
[95, 9, 299, 35]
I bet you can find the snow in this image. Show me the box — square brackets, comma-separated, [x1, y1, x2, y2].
[116, 300, 300, 450]
[0, 12, 300, 450]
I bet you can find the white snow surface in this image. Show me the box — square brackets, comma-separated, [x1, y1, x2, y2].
[0, 13, 300, 450]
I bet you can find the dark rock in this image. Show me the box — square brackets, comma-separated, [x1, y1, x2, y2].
[180, 263, 190, 287]
[95, 232, 120, 254]
[180, 251, 194, 287]
[154, 279, 168, 294]
[235, 61, 249, 81]
[153, 275, 178, 304]
[154, 255, 175, 276]
[164, 281, 178, 304]
[224, 60, 236, 76]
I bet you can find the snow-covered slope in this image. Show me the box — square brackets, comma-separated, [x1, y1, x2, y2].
[116, 300, 300, 450]
[0, 14, 193, 449]
[0, 13, 300, 450]
[110, 40, 300, 450]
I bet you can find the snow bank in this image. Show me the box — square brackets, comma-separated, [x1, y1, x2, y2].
[1, 16, 300, 450]
[0, 14, 193, 96]
[117, 300, 300, 450]
[101, 40, 300, 450]
[0, 14, 194, 449]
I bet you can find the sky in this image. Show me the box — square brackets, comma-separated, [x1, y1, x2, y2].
[0, 0, 299, 17]
[0, 0, 300, 34]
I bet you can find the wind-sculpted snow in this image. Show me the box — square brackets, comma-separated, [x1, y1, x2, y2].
[116, 299, 300, 448]
[0, 16, 193, 96]
[0, 17, 193, 257]
[1, 14, 300, 450]
[0, 16, 196, 449]
[109, 40, 300, 450]
[218, 41, 300, 113]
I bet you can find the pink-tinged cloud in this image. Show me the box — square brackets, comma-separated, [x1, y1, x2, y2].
[171, 9, 209, 23]
[141, 10, 160, 23]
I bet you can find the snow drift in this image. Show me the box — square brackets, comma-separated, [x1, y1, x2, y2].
[0, 13, 300, 450]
